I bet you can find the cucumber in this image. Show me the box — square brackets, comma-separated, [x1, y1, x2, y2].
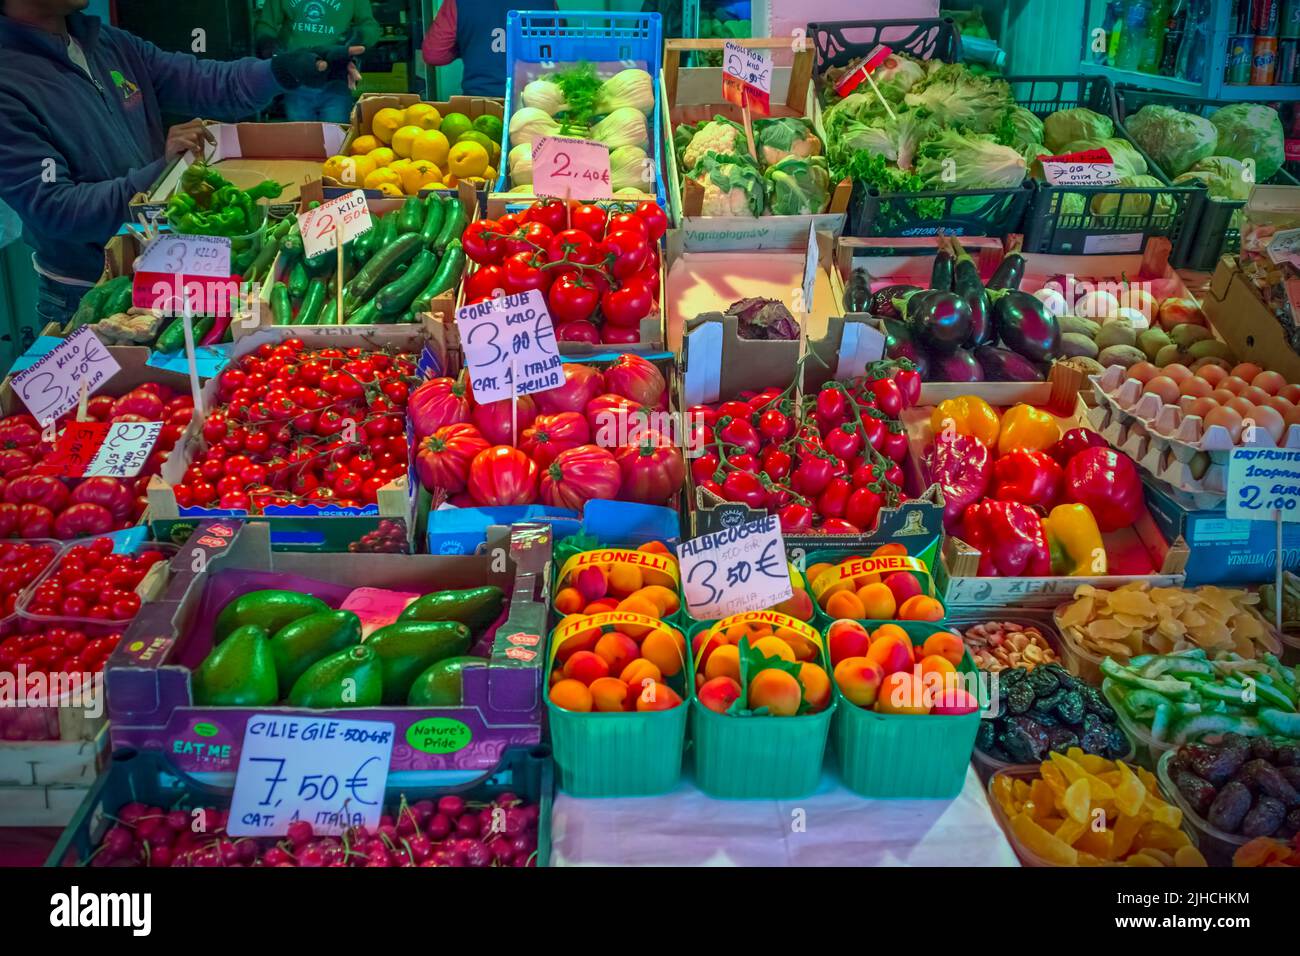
[270, 282, 292, 325]
[102, 277, 133, 319]
[294, 279, 328, 325]
[346, 299, 381, 325]
[343, 231, 423, 308]
[155, 315, 213, 354]
[374, 249, 438, 315]
[412, 241, 465, 310]
[287, 261, 309, 298]
[396, 196, 424, 235]
[433, 198, 466, 251]
[247, 234, 282, 283]
[419, 194, 447, 248]
[304, 246, 334, 278]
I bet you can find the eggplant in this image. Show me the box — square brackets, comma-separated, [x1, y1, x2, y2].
[910, 291, 972, 356]
[843, 267, 872, 312]
[930, 247, 953, 292]
[987, 236, 1025, 291]
[947, 236, 994, 348]
[870, 283, 921, 319]
[879, 319, 930, 379]
[930, 347, 985, 383]
[993, 290, 1061, 363]
[975, 345, 1045, 382]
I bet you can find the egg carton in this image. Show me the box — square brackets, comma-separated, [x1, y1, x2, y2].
[1090, 366, 1300, 465]
[1086, 401, 1228, 509]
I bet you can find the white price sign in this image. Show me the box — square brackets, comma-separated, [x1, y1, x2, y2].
[135, 233, 231, 278]
[677, 515, 793, 621]
[532, 136, 612, 201]
[10, 326, 121, 425]
[227, 714, 395, 838]
[1040, 160, 1120, 187]
[1227, 448, 1300, 521]
[298, 190, 374, 257]
[455, 289, 563, 403]
[798, 222, 818, 314]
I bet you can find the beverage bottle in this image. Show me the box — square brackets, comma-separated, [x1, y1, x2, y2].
[1100, 0, 1126, 63]
[1161, 0, 1187, 74]
[1115, 0, 1150, 70]
[1140, 0, 1172, 72]
[1177, 0, 1211, 80]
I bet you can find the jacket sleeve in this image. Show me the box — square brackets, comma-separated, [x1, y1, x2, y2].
[254, 0, 283, 55]
[422, 0, 458, 66]
[351, 0, 383, 48]
[0, 89, 166, 246]
[115, 27, 282, 121]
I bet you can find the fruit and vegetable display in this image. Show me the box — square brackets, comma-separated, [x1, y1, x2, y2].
[672, 114, 831, 217]
[962, 620, 1059, 673]
[1102, 651, 1299, 746]
[457, 198, 667, 344]
[691, 614, 831, 716]
[267, 194, 466, 328]
[0, 383, 194, 538]
[1124, 103, 1286, 198]
[172, 339, 417, 514]
[990, 751, 1207, 867]
[83, 790, 540, 867]
[194, 584, 504, 708]
[1164, 735, 1300, 843]
[690, 364, 921, 535]
[166, 162, 282, 243]
[323, 102, 502, 195]
[507, 65, 657, 197]
[975, 662, 1130, 764]
[412, 354, 684, 511]
[830, 622, 977, 715]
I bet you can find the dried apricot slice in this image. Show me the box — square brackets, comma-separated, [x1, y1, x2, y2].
[1063, 778, 1092, 825]
[1011, 811, 1079, 866]
[1055, 816, 1089, 845]
[1114, 761, 1145, 816]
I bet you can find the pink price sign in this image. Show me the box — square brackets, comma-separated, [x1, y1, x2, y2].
[531, 136, 613, 201]
[298, 189, 374, 257]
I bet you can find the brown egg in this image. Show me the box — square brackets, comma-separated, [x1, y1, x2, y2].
[1186, 396, 1219, 420]
[1196, 364, 1229, 385]
[1264, 395, 1295, 415]
[1162, 363, 1193, 384]
[1231, 363, 1264, 381]
[1285, 403, 1300, 430]
[1143, 376, 1181, 405]
[1204, 405, 1244, 442]
[1126, 361, 1159, 385]
[1242, 385, 1272, 406]
[1179, 377, 1214, 399]
[1210, 388, 1238, 405]
[1251, 370, 1287, 395]
[1227, 396, 1257, 418]
[1220, 376, 1249, 395]
[1249, 405, 1286, 444]
[1280, 384, 1300, 403]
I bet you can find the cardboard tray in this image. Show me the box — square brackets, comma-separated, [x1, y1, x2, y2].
[1204, 254, 1300, 383]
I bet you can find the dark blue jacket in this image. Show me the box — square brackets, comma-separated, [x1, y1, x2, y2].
[0, 13, 282, 281]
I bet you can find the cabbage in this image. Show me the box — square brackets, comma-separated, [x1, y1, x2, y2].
[594, 68, 654, 116]
[903, 64, 1015, 132]
[1043, 107, 1114, 152]
[1124, 104, 1217, 177]
[763, 155, 831, 215]
[508, 107, 561, 146]
[589, 107, 648, 150]
[507, 142, 533, 184]
[1174, 156, 1252, 200]
[1088, 174, 1174, 219]
[610, 145, 651, 192]
[521, 79, 567, 116]
[754, 117, 821, 166]
[916, 128, 1027, 190]
[875, 53, 927, 92]
[823, 85, 906, 139]
[686, 152, 764, 217]
[1007, 106, 1044, 153]
[1210, 104, 1285, 180]
[836, 112, 931, 172]
[725, 297, 799, 340]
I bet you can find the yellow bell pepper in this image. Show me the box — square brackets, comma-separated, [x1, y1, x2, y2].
[997, 403, 1061, 457]
[930, 395, 1001, 448]
[1043, 504, 1106, 576]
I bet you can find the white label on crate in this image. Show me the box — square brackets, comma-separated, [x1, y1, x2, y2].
[454, 289, 562, 404]
[532, 136, 612, 201]
[227, 714, 394, 838]
[298, 189, 374, 257]
[1226, 447, 1300, 522]
[677, 515, 793, 620]
[1082, 232, 1143, 255]
[10, 326, 121, 424]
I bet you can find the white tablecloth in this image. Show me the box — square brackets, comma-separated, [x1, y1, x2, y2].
[552, 764, 1021, 866]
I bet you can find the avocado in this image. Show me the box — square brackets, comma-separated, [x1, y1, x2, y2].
[270, 610, 363, 696]
[1098, 345, 1148, 369]
[397, 586, 505, 634]
[287, 645, 384, 709]
[193, 624, 278, 706]
[365, 620, 472, 704]
[215, 589, 330, 643]
[407, 655, 486, 706]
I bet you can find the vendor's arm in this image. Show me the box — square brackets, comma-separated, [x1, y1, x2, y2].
[351, 0, 382, 49]
[254, 0, 284, 57]
[422, 0, 458, 66]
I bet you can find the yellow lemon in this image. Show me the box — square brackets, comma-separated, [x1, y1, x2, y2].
[410, 129, 450, 167]
[447, 141, 489, 178]
[350, 134, 380, 156]
[376, 182, 404, 198]
[484, 165, 498, 182]
[371, 107, 406, 145]
[390, 125, 424, 159]
[399, 160, 442, 194]
[404, 103, 442, 130]
[363, 167, 402, 191]
[349, 154, 378, 182]
[367, 146, 396, 167]
[321, 154, 354, 182]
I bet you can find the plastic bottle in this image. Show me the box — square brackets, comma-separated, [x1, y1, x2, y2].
[1139, 0, 1171, 72]
[1101, 0, 1126, 64]
[1177, 0, 1211, 80]
[1114, 0, 1151, 71]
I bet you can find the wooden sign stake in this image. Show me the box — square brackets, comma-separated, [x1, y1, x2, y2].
[181, 296, 206, 419]
[335, 223, 344, 325]
[76, 380, 89, 422]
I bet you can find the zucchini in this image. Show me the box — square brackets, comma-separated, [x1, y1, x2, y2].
[155, 315, 213, 354]
[344, 232, 423, 308]
[304, 246, 335, 278]
[270, 282, 292, 325]
[287, 261, 310, 299]
[412, 241, 465, 310]
[419, 194, 447, 248]
[280, 224, 304, 265]
[396, 196, 424, 235]
[374, 249, 438, 315]
[346, 299, 381, 325]
[294, 279, 328, 325]
[433, 198, 466, 251]
[247, 234, 282, 283]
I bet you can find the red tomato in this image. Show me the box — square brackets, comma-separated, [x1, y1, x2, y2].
[461, 220, 505, 264]
[570, 204, 607, 242]
[634, 201, 668, 241]
[546, 228, 597, 264]
[502, 220, 553, 257]
[600, 283, 652, 328]
[547, 274, 600, 324]
[464, 264, 508, 300]
[467, 446, 539, 507]
[606, 212, 647, 239]
[601, 229, 650, 279]
[502, 251, 553, 293]
[523, 198, 567, 232]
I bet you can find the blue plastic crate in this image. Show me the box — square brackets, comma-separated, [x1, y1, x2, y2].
[496, 10, 667, 208]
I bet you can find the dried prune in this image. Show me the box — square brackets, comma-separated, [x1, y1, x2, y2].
[1276, 744, 1300, 767]
[1281, 766, 1300, 791]
[1000, 667, 1028, 685]
[1189, 744, 1245, 786]
[1047, 727, 1080, 754]
[1044, 664, 1078, 691]
[976, 719, 996, 754]
[1055, 690, 1085, 726]
[1006, 680, 1035, 715]
[999, 716, 1051, 764]
[1079, 713, 1112, 756]
[1167, 750, 1191, 777]
[1207, 780, 1252, 833]
[1080, 685, 1116, 721]
[1241, 759, 1300, 807]
[1104, 724, 1130, 758]
[1034, 711, 1060, 728]
[1032, 688, 1064, 715]
[1175, 771, 1217, 817]
[1241, 796, 1287, 837]
[1028, 667, 1060, 697]
[986, 745, 1012, 763]
[1250, 737, 1278, 762]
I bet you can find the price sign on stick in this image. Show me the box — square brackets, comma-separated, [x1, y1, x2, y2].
[228, 714, 395, 838]
[677, 515, 793, 620]
[833, 44, 893, 97]
[132, 233, 234, 312]
[298, 189, 373, 257]
[10, 326, 120, 425]
[455, 289, 563, 403]
[1040, 148, 1120, 187]
[45, 421, 163, 477]
[722, 41, 772, 116]
[1227, 447, 1300, 632]
[532, 136, 613, 201]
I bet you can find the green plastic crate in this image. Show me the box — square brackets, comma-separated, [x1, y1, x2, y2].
[545, 611, 689, 797]
[831, 620, 981, 798]
[687, 612, 835, 799]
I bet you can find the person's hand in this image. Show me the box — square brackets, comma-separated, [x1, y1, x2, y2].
[271, 45, 365, 90]
[164, 119, 214, 161]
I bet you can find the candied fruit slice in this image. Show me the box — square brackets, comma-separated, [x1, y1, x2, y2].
[1114, 761, 1145, 816]
[1123, 852, 1164, 867]
[1076, 826, 1115, 860]
[1056, 816, 1089, 845]
[1063, 778, 1092, 825]
[1112, 812, 1145, 859]
[1011, 811, 1079, 866]
[1133, 821, 1190, 852]
[991, 773, 1017, 814]
[1049, 751, 1087, 784]
[1174, 845, 1207, 868]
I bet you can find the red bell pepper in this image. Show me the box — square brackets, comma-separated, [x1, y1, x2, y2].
[992, 450, 1064, 510]
[4, 474, 69, 513]
[928, 433, 992, 531]
[961, 500, 1052, 577]
[53, 502, 114, 539]
[1065, 446, 1144, 532]
[1047, 427, 1108, 467]
[70, 477, 136, 522]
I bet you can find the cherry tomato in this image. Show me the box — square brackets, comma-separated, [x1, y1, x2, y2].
[757, 408, 794, 444]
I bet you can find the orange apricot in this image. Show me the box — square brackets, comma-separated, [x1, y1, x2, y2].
[772, 586, 815, 621]
[870, 623, 910, 645]
[918, 654, 957, 681]
[635, 681, 683, 712]
[549, 679, 593, 712]
[875, 671, 930, 715]
[752, 635, 796, 662]
[635, 584, 680, 616]
[898, 595, 945, 622]
[637, 540, 672, 556]
[828, 619, 871, 666]
[614, 595, 662, 639]
[703, 643, 740, 682]
[555, 587, 584, 615]
[620, 658, 662, 690]
[589, 677, 631, 712]
[833, 656, 885, 707]
[871, 542, 908, 558]
[856, 582, 897, 619]
[748, 668, 802, 716]
[931, 686, 980, 715]
[798, 662, 832, 712]
[554, 616, 600, 663]
[824, 589, 867, 620]
[606, 562, 643, 597]
[805, 562, 834, 586]
[549, 668, 565, 687]
[883, 571, 923, 607]
[594, 632, 640, 675]
[563, 650, 609, 686]
[865, 633, 914, 675]
[583, 598, 619, 615]
[776, 625, 818, 661]
[697, 676, 742, 714]
[921, 631, 965, 666]
[641, 627, 687, 677]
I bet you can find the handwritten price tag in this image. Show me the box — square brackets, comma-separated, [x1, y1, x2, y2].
[10, 327, 121, 425]
[722, 41, 772, 115]
[135, 234, 231, 278]
[677, 515, 792, 620]
[532, 136, 612, 201]
[455, 290, 563, 404]
[1227, 448, 1300, 521]
[227, 714, 395, 838]
[298, 189, 374, 257]
[1040, 147, 1120, 186]
[46, 421, 163, 477]
[132, 233, 238, 313]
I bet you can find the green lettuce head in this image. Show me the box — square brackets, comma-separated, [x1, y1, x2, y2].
[1174, 156, 1252, 201]
[1043, 107, 1114, 152]
[1125, 104, 1217, 177]
[916, 128, 1028, 190]
[1210, 104, 1285, 180]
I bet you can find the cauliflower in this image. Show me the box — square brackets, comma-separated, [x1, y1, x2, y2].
[681, 116, 746, 170]
[685, 153, 764, 217]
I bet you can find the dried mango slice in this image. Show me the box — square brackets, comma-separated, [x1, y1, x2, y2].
[1063, 778, 1092, 825]
[1114, 761, 1145, 816]
[1136, 848, 1175, 866]
[1040, 761, 1067, 795]
[1056, 816, 1089, 845]
[1072, 750, 1112, 775]
[1076, 826, 1116, 860]
[1049, 751, 1087, 785]
[1147, 795, 1183, 828]
[1112, 811, 1145, 859]
[1134, 821, 1191, 852]
[1029, 779, 1056, 818]
[1059, 597, 1094, 629]
[1011, 811, 1079, 866]
[1135, 766, 1160, 794]
[1012, 778, 1031, 802]
[1123, 852, 1165, 867]
[1174, 845, 1207, 868]
[991, 774, 1016, 814]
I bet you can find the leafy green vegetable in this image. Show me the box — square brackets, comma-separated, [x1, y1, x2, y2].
[1042, 107, 1113, 152]
[903, 63, 1016, 131]
[1174, 156, 1252, 201]
[915, 128, 1028, 190]
[1125, 104, 1217, 177]
[763, 155, 832, 216]
[1210, 104, 1285, 180]
[685, 151, 764, 217]
[753, 117, 822, 166]
[551, 62, 603, 127]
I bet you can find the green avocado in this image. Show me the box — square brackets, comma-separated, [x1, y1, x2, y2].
[407, 655, 486, 706]
[193, 624, 278, 706]
[215, 589, 331, 643]
[365, 620, 472, 704]
[396, 586, 505, 634]
[270, 610, 363, 695]
[287, 645, 383, 709]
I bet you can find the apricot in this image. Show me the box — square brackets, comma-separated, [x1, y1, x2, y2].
[614, 596, 661, 639]
[856, 582, 897, 619]
[549, 668, 565, 687]
[637, 540, 672, 557]
[606, 563, 643, 597]
[833, 656, 885, 707]
[870, 623, 910, 646]
[589, 677, 630, 712]
[692, 629, 727, 668]
[641, 627, 687, 677]
[776, 626, 818, 661]
[563, 650, 609, 686]
[583, 599, 619, 615]
[929, 684, 979, 715]
[635, 681, 683, 711]
[748, 668, 802, 716]
[555, 587, 584, 615]
[619, 658, 662, 690]
[918, 654, 957, 681]
[635, 584, 680, 616]
[871, 542, 908, 559]
[816, 577, 856, 608]
[921, 631, 964, 667]
[883, 571, 923, 607]
[865, 633, 914, 675]
[549, 679, 593, 712]
[828, 619, 871, 666]
[554, 616, 600, 663]
[824, 589, 866, 620]
[874, 671, 930, 715]
[798, 662, 832, 712]
[573, 566, 607, 602]
[594, 632, 639, 675]
[636, 541, 678, 588]
[752, 635, 795, 662]
[697, 676, 742, 714]
[898, 595, 944, 622]
[772, 586, 814, 621]
[703, 643, 740, 682]
[805, 562, 834, 587]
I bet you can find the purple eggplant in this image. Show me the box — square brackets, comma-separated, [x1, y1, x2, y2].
[948, 237, 994, 348]
[880, 318, 930, 378]
[910, 291, 972, 355]
[992, 290, 1060, 363]
[870, 283, 921, 319]
[930, 347, 985, 383]
[975, 345, 1046, 382]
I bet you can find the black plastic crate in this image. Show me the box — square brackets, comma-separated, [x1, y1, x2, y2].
[807, 16, 960, 79]
[1115, 85, 1300, 271]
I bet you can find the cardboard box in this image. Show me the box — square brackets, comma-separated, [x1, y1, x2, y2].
[1204, 254, 1300, 382]
[661, 37, 849, 247]
[131, 121, 347, 224]
[105, 520, 550, 777]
